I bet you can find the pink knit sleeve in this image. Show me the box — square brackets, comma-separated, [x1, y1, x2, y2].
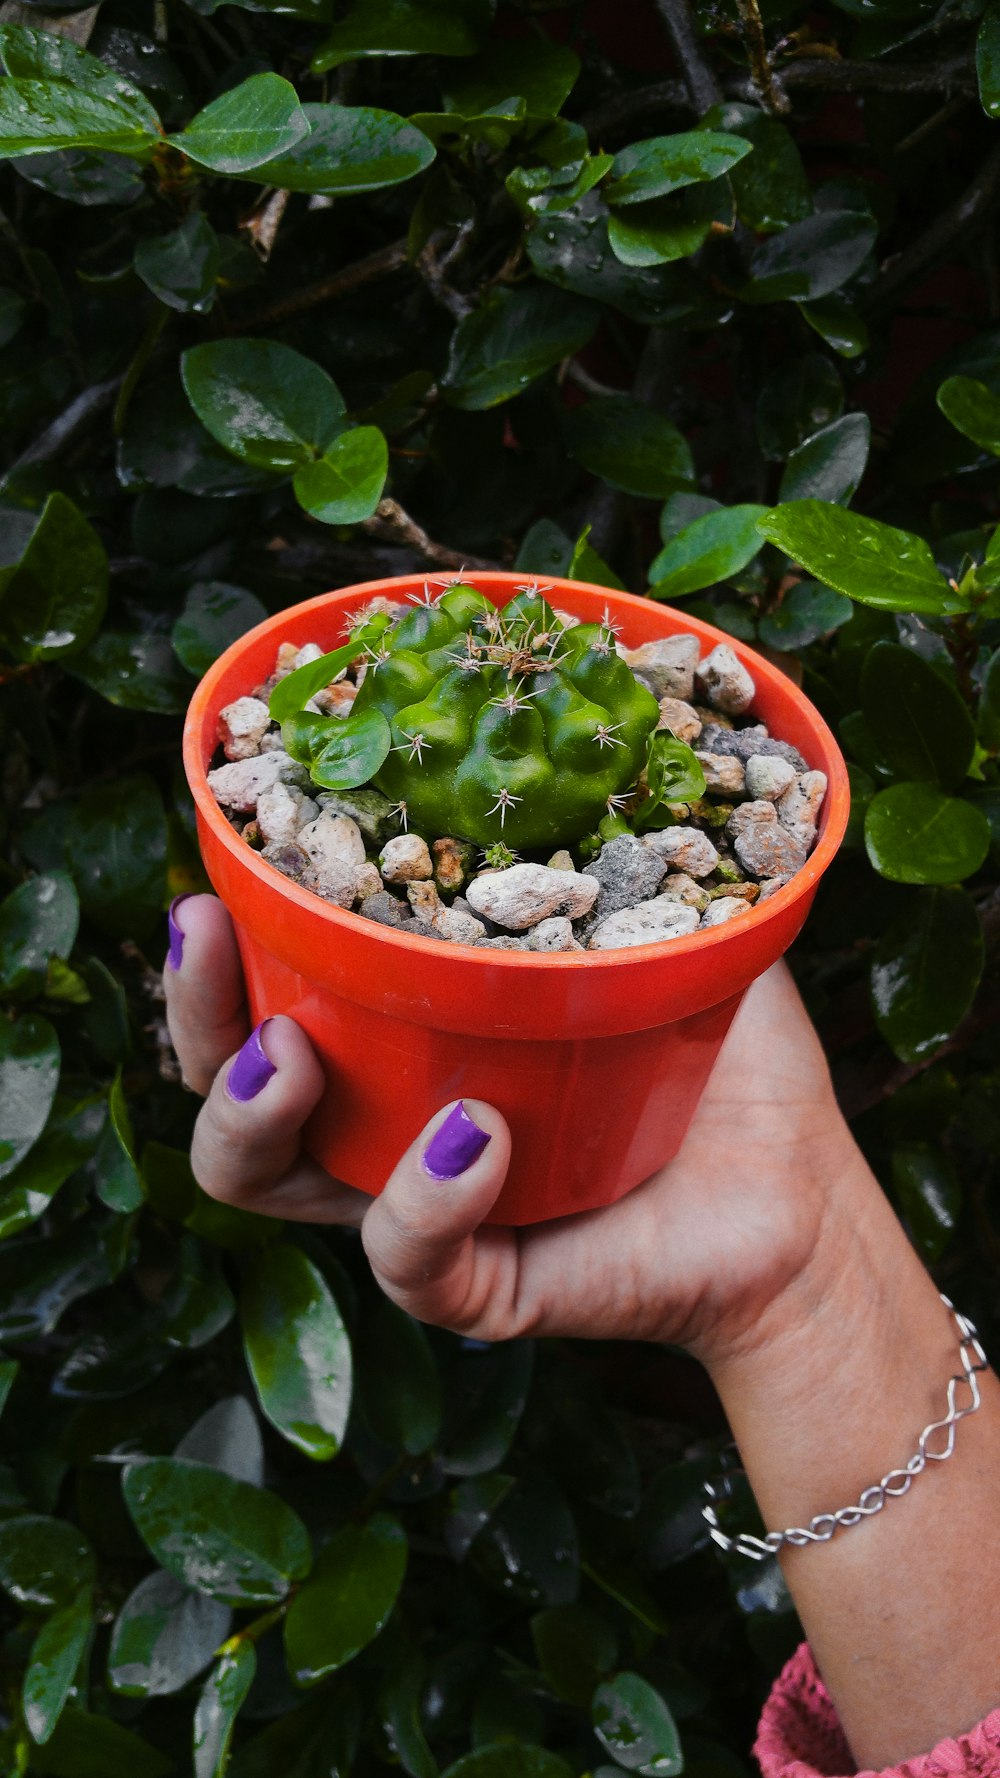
[755, 1643, 1000, 1778]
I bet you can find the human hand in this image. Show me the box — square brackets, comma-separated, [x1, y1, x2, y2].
[164, 893, 871, 1373]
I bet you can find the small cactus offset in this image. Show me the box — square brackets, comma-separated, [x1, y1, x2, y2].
[277, 582, 662, 851]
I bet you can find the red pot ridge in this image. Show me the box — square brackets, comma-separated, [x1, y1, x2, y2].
[183, 573, 850, 1225]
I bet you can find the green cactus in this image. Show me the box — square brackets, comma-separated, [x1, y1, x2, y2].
[277, 583, 661, 851]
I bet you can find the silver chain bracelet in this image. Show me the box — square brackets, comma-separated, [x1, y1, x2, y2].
[703, 1293, 989, 1562]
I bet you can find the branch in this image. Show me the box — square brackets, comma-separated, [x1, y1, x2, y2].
[237, 237, 410, 328]
[361, 498, 501, 570]
[735, 0, 789, 115]
[654, 0, 723, 114]
[863, 139, 1000, 314]
[2, 375, 120, 483]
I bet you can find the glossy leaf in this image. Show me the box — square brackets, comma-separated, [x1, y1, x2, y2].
[0, 491, 107, 661]
[592, 1671, 683, 1775]
[439, 1340, 534, 1475]
[444, 40, 579, 117]
[293, 426, 388, 524]
[0, 871, 78, 999]
[27, 1711, 174, 1778]
[892, 1142, 961, 1262]
[12, 146, 144, 204]
[0, 1514, 95, 1608]
[568, 523, 625, 590]
[443, 284, 597, 409]
[756, 354, 843, 460]
[864, 783, 991, 884]
[69, 628, 192, 714]
[467, 1470, 579, 1607]
[799, 295, 869, 359]
[167, 74, 308, 174]
[861, 643, 974, 790]
[108, 1570, 231, 1697]
[284, 1512, 407, 1684]
[440, 1750, 571, 1778]
[65, 773, 167, 940]
[758, 581, 852, 651]
[649, 504, 767, 597]
[758, 501, 961, 616]
[378, 1649, 437, 1778]
[194, 1640, 257, 1778]
[231, 101, 434, 194]
[122, 1457, 312, 1605]
[0, 79, 159, 159]
[23, 1587, 92, 1746]
[0, 1013, 59, 1180]
[565, 395, 693, 498]
[604, 130, 750, 206]
[287, 706, 392, 791]
[527, 195, 704, 326]
[312, 0, 492, 72]
[182, 339, 346, 470]
[99, 1068, 143, 1212]
[936, 374, 1000, 455]
[607, 179, 729, 268]
[700, 102, 810, 232]
[176, 1397, 265, 1486]
[172, 582, 268, 676]
[134, 213, 220, 313]
[269, 625, 384, 722]
[778, 413, 870, 505]
[241, 1242, 352, 1460]
[0, 1219, 116, 1340]
[743, 210, 877, 303]
[871, 887, 984, 1062]
[356, 1295, 442, 1456]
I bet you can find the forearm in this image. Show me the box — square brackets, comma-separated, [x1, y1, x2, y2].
[708, 1141, 1000, 1770]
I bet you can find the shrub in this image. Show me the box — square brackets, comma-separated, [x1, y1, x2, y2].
[1, 1, 999, 1772]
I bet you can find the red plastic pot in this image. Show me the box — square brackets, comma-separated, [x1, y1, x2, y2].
[183, 573, 849, 1225]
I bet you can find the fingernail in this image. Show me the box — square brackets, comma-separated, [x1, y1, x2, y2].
[167, 895, 192, 971]
[226, 1021, 276, 1103]
[423, 1102, 491, 1180]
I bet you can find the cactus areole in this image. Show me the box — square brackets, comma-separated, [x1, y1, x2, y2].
[276, 582, 662, 851]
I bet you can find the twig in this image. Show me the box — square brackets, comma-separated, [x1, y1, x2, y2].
[654, 0, 723, 113]
[2, 376, 121, 483]
[416, 221, 476, 319]
[736, 0, 788, 114]
[361, 498, 501, 570]
[863, 139, 1000, 314]
[237, 237, 410, 328]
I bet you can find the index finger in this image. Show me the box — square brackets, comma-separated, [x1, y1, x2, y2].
[163, 893, 249, 1095]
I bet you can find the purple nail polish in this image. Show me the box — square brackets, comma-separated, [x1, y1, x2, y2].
[167, 895, 191, 972]
[423, 1102, 491, 1180]
[226, 1021, 276, 1102]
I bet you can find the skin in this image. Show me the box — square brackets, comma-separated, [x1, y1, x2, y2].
[166, 893, 1000, 1768]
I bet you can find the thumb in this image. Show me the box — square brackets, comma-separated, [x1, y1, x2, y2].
[361, 1100, 515, 1331]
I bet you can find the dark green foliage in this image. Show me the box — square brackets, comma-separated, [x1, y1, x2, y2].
[3, 2, 1000, 1773]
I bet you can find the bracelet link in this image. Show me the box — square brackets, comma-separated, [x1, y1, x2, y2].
[703, 1293, 990, 1562]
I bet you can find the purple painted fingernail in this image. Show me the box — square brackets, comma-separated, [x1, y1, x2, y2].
[226, 1021, 276, 1103]
[167, 895, 191, 971]
[423, 1102, 491, 1180]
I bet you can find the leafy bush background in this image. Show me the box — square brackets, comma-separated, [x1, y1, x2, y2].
[3, 0, 1000, 1772]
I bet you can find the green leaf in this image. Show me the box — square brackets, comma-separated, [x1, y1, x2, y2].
[293, 426, 388, 524]
[312, 0, 492, 71]
[108, 1571, 231, 1697]
[699, 102, 810, 233]
[604, 130, 750, 206]
[530, 1603, 617, 1706]
[159, 1235, 236, 1350]
[194, 1641, 257, 1778]
[444, 39, 579, 117]
[757, 581, 852, 651]
[871, 887, 984, 1062]
[0, 871, 78, 999]
[99, 1068, 144, 1212]
[356, 1296, 442, 1456]
[568, 523, 625, 590]
[65, 773, 167, 940]
[516, 519, 573, 578]
[756, 354, 843, 460]
[758, 501, 961, 616]
[467, 1470, 578, 1607]
[743, 210, 877, 303]
[288, 706, 392, 791]
[176, 1397, 265, 1486]
[438, 1340, 534, 1475]
[936, 374, 1000, 455]
[27, 1711, 174, 1778]
[565, 395, 694, 498]
[0, 1013, 59, 1180]
[283, 1512, 407, 1684]
[649, 504, 767, 597]
[0, 1219, 116, 1340]
[0, 492, 108, 662]
[12, 146, 144, 205]
[0, 287, 26, 346]
[241, 1243, 352, 1461]
[861, 643, 975, 790]
[23, 1588, 92, 1746]
[379, 1649, 437, 1778]
[527, 195, 704, 326]
[268, 626, 383, 723]
[172, 582, 268, 676]
[122, 1458, 311, 1605]
[231, 101, 434, 194]
[977, 1, 1000, 117]
[0, 1357, 16, 1417]
[636, 732, 705, 824]
[0, 77, 159, 159]
[440, 1750, 571, 1778]
[167, 73, 308, 174]
[0, 23, 153, 122]
[68, 628, 192, 715]
[778, 413, 870, 506]
[134, 213, 220, 313]
[799, 295, 869, 359]
[607, 179, 730, 268]
[0, 1515, 95, 1608]
[182, 339, 346, 471]
[891, 1141, 961, 1262]
[864, 783, 991, 884]
[592, 1671, 683, 1775]
[442, 284, 597, 410]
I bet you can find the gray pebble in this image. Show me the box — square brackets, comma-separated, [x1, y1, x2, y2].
[316, 786, 398, 846]
[359, 891, 413, 930]
[694, 752, 746, 797]
[699, 723, 808, 772]
[582, 835, 667, 927]
[261, 840, 308, 880]
[777, 771, 827, 852]
[733, 820, 808, 880]
[623, 634, 701, 700]
[700, 896, 751, 928]
[526, 916, 576, 952]
[744, 754, 797, 802]
[467, 861, 598, 930]
[642, 826, 719, 879]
